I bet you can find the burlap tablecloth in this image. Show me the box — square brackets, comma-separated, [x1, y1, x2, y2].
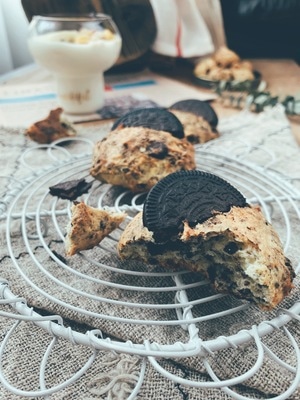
[0, 105, 300, 399]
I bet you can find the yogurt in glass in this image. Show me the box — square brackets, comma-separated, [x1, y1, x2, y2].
[28, 15, 122, 114]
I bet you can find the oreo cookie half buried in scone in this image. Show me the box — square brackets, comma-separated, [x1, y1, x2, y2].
[169, 99, 218, 128]
[118, 170, 295, 310]
[111, 107, 184, 139]
[169, 99, 219, 144]
[143, 170, 246, 241]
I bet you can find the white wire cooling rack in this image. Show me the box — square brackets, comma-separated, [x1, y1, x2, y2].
[0, 136, 300, 399]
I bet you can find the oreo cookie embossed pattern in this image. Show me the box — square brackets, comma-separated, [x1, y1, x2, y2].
[143, 170, 247, 240]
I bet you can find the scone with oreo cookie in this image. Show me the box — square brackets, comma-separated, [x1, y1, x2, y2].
[118, 170, 295, 310]
[90, 108, 196, 193]
[169, 99, 219, 144]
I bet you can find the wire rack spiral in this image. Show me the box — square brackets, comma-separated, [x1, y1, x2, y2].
[0, 136, 300, 399]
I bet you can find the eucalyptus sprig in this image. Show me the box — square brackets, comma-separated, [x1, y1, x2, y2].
[214, 80, 300, 116]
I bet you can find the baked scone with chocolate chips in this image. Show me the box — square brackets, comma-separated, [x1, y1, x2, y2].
[90, 126, 195, 193]
[90, 108, 196, 193]
[65, 201, 126, 256]
[169, 99, 219, 144]
[194, 46, 255, 83]
[214, 46, 240, 67]
[26, 108, 77, 144]
[118, 171, 294, 310]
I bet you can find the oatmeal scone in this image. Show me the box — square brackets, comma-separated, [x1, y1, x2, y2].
[169, 110, 219, 144]
[169, 99, 219, 144]
[90, 126, 196, 193]
[194, 46, 255, 83]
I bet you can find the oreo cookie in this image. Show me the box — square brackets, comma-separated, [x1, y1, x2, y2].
[143, 170, 246, 241]
[169, 99, 218, 128]
[110, 108, 184, 139]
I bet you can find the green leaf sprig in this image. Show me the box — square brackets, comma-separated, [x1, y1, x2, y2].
[214, 80, 300, 115]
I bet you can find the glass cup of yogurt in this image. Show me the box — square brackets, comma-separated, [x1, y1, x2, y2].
[28, 14, 122, 114]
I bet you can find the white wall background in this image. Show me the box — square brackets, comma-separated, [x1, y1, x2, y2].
[0, 0, 33, 75]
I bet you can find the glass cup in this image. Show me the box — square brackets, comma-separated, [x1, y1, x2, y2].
[28, 14, 122, 114]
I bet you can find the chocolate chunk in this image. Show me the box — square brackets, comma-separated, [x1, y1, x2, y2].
[49, 178, 93, 201]
[146, 141, 169, 159]
[224, 242, 239, 254]
[143, 170, 246, 240]
[111, 108, 184, 139]
[169, 99, 218, 128]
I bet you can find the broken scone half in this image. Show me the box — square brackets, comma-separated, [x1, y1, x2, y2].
[118, 170, 295, 310]
[66, 201, 126, 256]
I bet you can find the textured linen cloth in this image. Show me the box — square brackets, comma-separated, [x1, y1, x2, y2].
[0, 105, 299, 399]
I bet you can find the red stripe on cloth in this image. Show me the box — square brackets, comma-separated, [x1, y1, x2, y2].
[175, 18, 182, 57]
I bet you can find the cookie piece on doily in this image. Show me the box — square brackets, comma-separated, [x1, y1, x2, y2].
[25, 108, 77, 144]
[65, 201, 126, 256]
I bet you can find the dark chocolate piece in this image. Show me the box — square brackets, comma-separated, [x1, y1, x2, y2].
[146, 141, 169, 159]
[143, 170, 246, 240]
[49, 178, 93, 201]
[111, 108, 184, 139]
[169, 99, 218, 128]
